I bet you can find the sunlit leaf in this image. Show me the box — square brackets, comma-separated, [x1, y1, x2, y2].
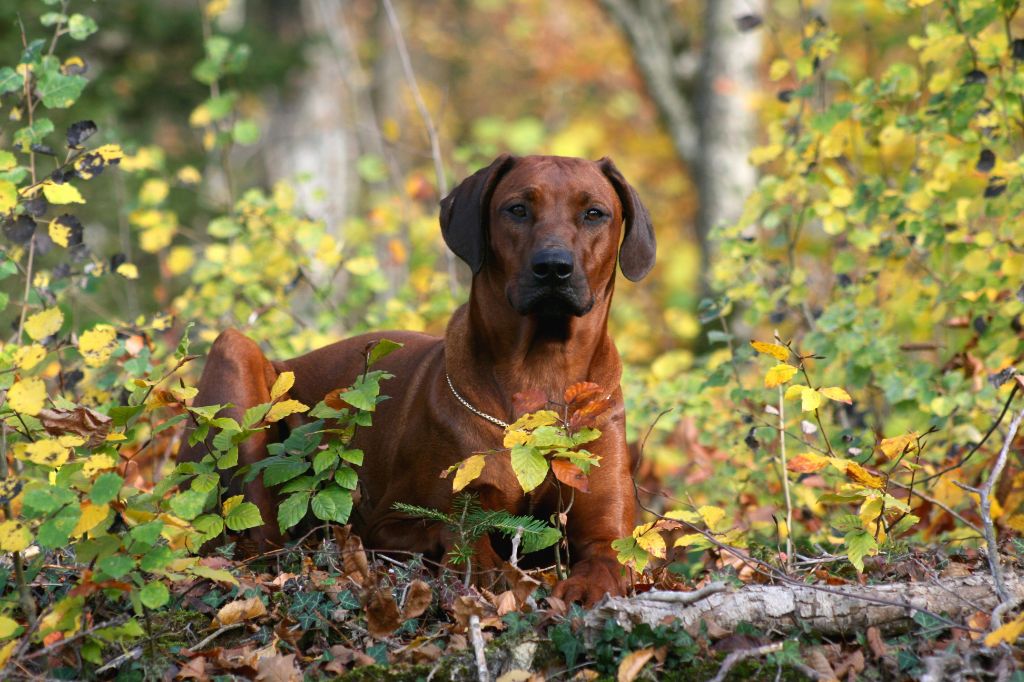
[452, 454, 487, 493]
[764, 364, 798, 388]
[750, 340, 789, 361]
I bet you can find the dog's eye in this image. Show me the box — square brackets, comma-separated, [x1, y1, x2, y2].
[584, 208, 606, 222]
[506, 204, 528, 219]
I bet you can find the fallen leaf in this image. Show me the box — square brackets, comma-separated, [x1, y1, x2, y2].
[365, 589, 402, 638]
[214, 597, 267, 626]
[255, 653, 301, 682]
[493, 590, 517, 616]
[402, 580, 432, 620]
[617, 647, 655, 682]
[866, 626, 888, 657]
[176, 656, 208, 680]
[967, 611, 990, 640]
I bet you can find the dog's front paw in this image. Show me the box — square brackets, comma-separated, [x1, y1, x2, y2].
[552, 555, 627, 606]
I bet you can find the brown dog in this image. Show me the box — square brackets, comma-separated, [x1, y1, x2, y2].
[179, 155, 655, 604]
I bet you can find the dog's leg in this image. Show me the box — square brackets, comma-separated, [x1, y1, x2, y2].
[178, 328, 284, 550]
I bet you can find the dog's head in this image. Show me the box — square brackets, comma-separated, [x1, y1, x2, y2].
[440, 155, 656, 318]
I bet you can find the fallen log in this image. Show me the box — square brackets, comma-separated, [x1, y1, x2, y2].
[584, 572, 1023, 639]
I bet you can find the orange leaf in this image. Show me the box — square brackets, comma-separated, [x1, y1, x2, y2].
[617, 647, 655, 682]
[564, 381, 602, 406]
[569, 397, 614, 430]
[846, 462, 885, 489]
[787, 452, 830, 473]
[551, 459, 590, 492]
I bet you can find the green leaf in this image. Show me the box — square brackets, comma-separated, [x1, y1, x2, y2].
[520, 526, 561, 554]
[311, 486, 353, 524]
[13, 118, 55, 151]
[232, 119, 260, 145]
[37, 505, 81, 548]
[175, 321, 194, 360]
[67, 13, 98, 40]
[217, 446, 238, 470]
[97, 554, 135, 579]
[242, 403, 271, 429]
[169, 489, 208, 521]
[0, 67, 24, 95]
[36, 70, 87, 109]
[313, 449, 338, 475]
[23, 486, 76, 514]
[335, 465, 358, 490]
[611, 536, 651, 572]
[263, 458, 309, 486]
[278, 492, 310, 532]
[225, 501, 263, 531]
[139, 546, 174, 572]
[510, 445, 549, 493]
[193, 514, 224, 540]
[90, 472, 124, 505]
[367, 339, 403, 366]
[341, 449, 364, 465]
[139, 581, 169, 609]
[129, 521, 164, 546]
[191, 472, 220, 493]
[844, 529, 878, 573]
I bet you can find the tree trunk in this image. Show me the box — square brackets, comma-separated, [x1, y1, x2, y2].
[599, 0, 762, 292]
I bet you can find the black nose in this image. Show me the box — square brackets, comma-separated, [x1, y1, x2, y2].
[531, 248, 574, 283]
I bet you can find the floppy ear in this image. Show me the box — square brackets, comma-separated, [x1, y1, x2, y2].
[440, 154, 517, 275]
[598, 157, 656, 282]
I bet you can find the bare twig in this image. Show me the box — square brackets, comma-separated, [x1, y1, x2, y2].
[957, 407, 1024, 604]
[381, 0, 458, 294]
[509, 526, 523, 569]
[468, 614, 490, 682]
[708, 642, 784, 682]
[189, 622, 244, 652]
[778, 385, 794, 568]
[641, 581, 728, 605]
[95, 646, 143, 674]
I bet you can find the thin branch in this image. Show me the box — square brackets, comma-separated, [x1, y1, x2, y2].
[380, 0, 458, 295]
[708, 642, 784, 682]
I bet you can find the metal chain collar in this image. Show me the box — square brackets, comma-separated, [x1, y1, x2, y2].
[445, 372, 510, 429]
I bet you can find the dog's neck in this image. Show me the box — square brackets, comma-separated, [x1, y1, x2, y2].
[444, 273, 621, 423]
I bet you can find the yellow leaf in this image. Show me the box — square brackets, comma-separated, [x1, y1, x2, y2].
[344, 255, 379, 276]
[784, 384, 805, 401]
[769, 58, 790, 81]
[750, 340, 789, 361]
[800, 386, 823, 412]
[82, 454, 115, 476]
[749, 144, 783, 165]
[48, 218, 70, 247]
[818, 387, 852, 404]
[984, 612, 1024, 647]
[847, 462, 885, 489]
[452, 454, 487, 493]
[222, 494, 243, 515]
[765, 364, 798, 388]
[78, 324, 117, 368]
[0, 640, 15, 668]
[0, 180, 17, 213]
[829, 186, 853, 208]
[71, 503, 110, 538]
[507, 410, 559, 431]
[176, 166, 202, 185]
[502, 429, 531, 448]
[632, 522, 667, 559]
[13, 344, 46, 370]
[0, 615, 20, 639]
[880, 432, 919, 459]
[41, 181, 85, 205]
[205, 0, 231, 19]
[167, 246, 195, 275]
[24, 307, 63, 341]
[265, 399, 308, 423]
[138, 178, 169, 206]
[22, 439, 69, 467]
[698, 505, 728, 533]
[105, 432, 127, 442]
[8, 377, 46, 416]
[0, 520, 32, 552]
[170, 385, 198, 402]
[116, 263, 138, 279]
[270, 371, 295, 401]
